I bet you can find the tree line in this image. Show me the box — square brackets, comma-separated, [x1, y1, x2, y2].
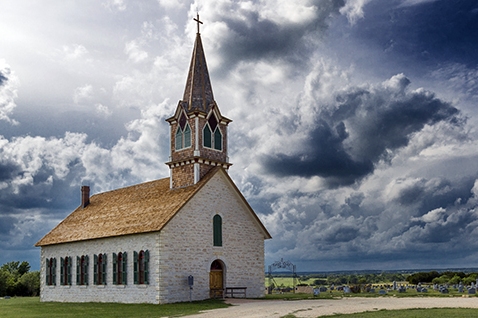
[277, 270, 478, 287]
[0, 261, 40, 297]
[406, 271, 478, 285]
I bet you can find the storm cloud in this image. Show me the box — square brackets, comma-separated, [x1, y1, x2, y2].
[1, 0, 478, 272]
[263, 74, 461, 187]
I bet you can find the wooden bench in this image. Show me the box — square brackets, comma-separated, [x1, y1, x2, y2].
[225, 287, 247, 298]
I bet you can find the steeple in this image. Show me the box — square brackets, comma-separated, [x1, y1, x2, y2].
[166, 14, 232, 189]
[181, 14, 215, 114]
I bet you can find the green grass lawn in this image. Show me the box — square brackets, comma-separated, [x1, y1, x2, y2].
[0, 297, 229, 318]
[320, 308, 478, 318]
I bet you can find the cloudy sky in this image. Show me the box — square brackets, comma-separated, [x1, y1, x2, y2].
[1, 0, 478, 272]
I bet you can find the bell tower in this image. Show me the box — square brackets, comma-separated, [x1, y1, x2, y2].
[166, 14, 232, 189]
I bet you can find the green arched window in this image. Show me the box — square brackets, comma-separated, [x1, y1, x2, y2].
[175, 127, 183, 150]
[175, 123, 191, 150]
[213, 214, 222, 246]
[184, 124, 191, 148]
[214, 128, 222, 150]
[203, 125, 212, 148]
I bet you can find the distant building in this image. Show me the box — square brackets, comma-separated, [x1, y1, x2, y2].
[35, 17, 271, 304]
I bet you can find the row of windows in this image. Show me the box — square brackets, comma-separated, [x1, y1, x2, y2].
[175, 114, 223, 151]
[45, 250, 149, 286]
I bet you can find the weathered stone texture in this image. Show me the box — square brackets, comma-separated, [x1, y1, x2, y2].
[159, 171, 265, 303]
[40, 232, 159, 303]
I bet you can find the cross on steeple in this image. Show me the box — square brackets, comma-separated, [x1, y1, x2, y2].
[193, 12, 203, 34]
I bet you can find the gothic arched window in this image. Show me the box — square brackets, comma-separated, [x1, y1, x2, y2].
[175, 112, 191, 150]
[203, 114, 222, 151]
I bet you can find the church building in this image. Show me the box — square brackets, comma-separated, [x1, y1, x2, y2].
[35, 16, 271, 304]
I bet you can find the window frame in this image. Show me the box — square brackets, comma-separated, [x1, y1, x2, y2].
[213, 214, 223, 247]
[113, 252, 127, 285]
[46, 257, 56, 286]
[175, 123, 192, 150]
[94, 253, 107, 285]
[76, 255, 89, 285]
[60, 256, 72, 286]
[134, 250, 149, 285]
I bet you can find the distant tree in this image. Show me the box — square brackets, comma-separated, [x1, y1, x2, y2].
[0, 270, 8, 296]
[0, 261, 35, 297]
[448, 275, 462, 285]
[407, 271, 440, 284]
[1, 261, 21, 275]
[18, 271, 40, 296]
[432, 276, 448, 285]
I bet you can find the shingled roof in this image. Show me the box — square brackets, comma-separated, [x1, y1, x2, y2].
[36, 167, 271, 246]
[35, 168, 219, 247]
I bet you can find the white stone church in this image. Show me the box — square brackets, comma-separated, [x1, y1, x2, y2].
[35, 18, 271, 304]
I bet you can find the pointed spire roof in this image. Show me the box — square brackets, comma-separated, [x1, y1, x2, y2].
[181, 15, 215, 114]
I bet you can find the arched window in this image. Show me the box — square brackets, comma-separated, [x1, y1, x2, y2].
[46, 258, 56, 286]
[184, 124, 191, 148]
[175, 123, 192, 150]
[76, 255, 89, 285]
[94, 253, 107, 285]
[113, 252, 127, 285]
[203, 125, 212, 148]
[134, 250, 149, 284]
[175, 127, 183, 150]
[214, 128, 222, 150]
[203, 114, 222, 151]
[213, 214, 222, 247]
[60, 256, 72, 285]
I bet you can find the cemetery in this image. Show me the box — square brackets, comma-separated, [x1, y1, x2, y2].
[265, 262, 478, 299]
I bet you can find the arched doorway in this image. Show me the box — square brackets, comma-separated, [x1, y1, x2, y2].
[209, 260, 224, 298]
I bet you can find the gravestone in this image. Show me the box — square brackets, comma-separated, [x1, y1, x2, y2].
[379, 290, 387, 295]
[343, 286, 351, 293]
[468, 288, 476, 295]
[313, 288, 320, 297]
[393, 281, 397, 290]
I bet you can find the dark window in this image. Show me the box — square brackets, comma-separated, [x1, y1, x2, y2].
[134, 250, 149, 285]
[213, 214, 222, 247]
[203, 114, 222, 151]
[184, 124, 191, 148]
[113, 252, 127, 285]
[214, 128, 222, 150]
[176, 123, 191, 150]
[203, 124, 212, 148]
[46, 258, 56, 286]
[60, 256, 72, 285]
[175, 126, 183, 150]
[76, 255, 89, 285]
[94, 253, 107, 285]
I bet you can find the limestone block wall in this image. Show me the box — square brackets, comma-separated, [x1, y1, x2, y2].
[159, 171, 266, 303]
[39, 232, 160, 303]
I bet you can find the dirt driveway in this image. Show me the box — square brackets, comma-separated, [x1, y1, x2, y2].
[186, 297, 478, 318]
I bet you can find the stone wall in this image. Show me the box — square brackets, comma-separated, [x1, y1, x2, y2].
[40, 232, 160, 303]
[39, 170, 267, 304]
[159, 170, 266, 303]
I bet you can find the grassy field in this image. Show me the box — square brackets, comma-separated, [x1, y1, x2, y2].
[2, 296, 478, 318]
[320, 308, 478, 318]
[0, 297, 229, 318]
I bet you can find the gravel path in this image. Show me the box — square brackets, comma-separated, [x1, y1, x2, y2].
[186, 297, 478, 318]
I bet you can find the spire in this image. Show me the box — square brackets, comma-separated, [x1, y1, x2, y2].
[181, 14, 215, 114]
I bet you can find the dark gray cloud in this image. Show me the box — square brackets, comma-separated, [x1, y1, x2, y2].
[263, 74, 461, 187]
[355, 0, 478, 68]
[211, 0, 346, 70]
